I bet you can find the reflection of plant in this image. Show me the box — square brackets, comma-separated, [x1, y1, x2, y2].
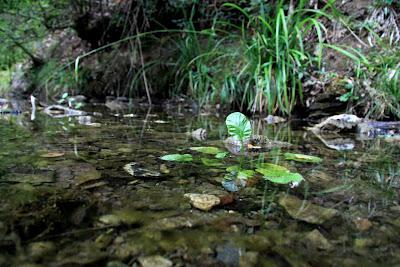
[57, 92, 84, 109]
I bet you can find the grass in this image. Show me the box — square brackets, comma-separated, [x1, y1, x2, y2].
[0, 68, 12, 97]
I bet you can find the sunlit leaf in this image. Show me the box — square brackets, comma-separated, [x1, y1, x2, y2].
[215, 152, 229, 159]
[237, 170, 255, 179]
[225, 112, 252, 142]
[264, 172, 303, 184]
[284, 153, 322, 163]
[160, 154, 193, 162]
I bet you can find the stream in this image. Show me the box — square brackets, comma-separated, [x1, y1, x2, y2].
[0, 104, 399, 267]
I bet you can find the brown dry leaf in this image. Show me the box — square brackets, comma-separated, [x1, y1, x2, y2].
[40, 152, 65, 158]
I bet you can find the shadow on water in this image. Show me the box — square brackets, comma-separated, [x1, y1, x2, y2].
[0, 105, 400, 266]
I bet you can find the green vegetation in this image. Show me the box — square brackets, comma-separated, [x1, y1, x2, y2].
[0, 0, 399, 119]
[160, 112, 317, 187]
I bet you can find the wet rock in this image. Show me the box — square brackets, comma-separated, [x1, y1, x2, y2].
[353, 218, 373, 232]
[264, 115, 286, 124]
[308, 114, 362, 133]
[138, 255, 173, 267]
[278, 194, 338, 224]
[184, 193, 220, 211]
[191, 128, 207, 141]
[304, 229, 333, 251]
[27, 241, 56, 261]
[123, 162, 162, 179]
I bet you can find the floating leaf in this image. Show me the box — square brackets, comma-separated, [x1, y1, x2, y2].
[256, 163, 303, 185]
[160, 154, 193, 162]
[201, 158, 223, 167]
[225, 112, 252, 142]
[264, 172, 303, 184]
[215, 152, 229, 159]
[284, 153, 322, 163]
[190, 146, 222, 155]
[256, 163, 290, 172]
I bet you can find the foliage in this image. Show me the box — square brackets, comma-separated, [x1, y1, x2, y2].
[225, 112, 252, 142]
[220, 0, 334, 114]
[190, 146, 222, 155]
[160, 154, 193, 162]
[351, 47, 400, 119]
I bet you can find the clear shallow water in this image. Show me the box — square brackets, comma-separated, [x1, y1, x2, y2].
[0, 105, 399, 267]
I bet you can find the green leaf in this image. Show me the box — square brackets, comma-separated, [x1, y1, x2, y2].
[225, 112, 252, 142]
[226, 165, 241, 172]
[190, 146, 222, 155]
[201, 158, 224, 167]
[237, 170, 255, 180]
[264, 172, 303, 184]
[284, 153, 322, 163]
[256, 165, 303, 185]
[160, 154, 193, 162]
[61, 93, 69, 99]
[215, 152, 229, 159]
[256, 163, 290, 173]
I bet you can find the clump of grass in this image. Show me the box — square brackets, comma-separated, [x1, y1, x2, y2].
[219, 0, 337, 115]
[352, 47, 400, 119]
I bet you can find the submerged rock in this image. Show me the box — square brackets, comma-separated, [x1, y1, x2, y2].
[138, 255, 173, 267]
[123, 162, 162, 179]
[184, 193, 220, 211]
[353, 217, 373, 232]
[74, 164, 102, 185]
[191, 128, 207, 141]
[27, 241, 56, 261]
[264, 115, 286, 124]
[278, 194, 338, 224]
[304, 229, 333, 251]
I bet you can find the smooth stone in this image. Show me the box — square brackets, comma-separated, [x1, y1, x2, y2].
[138, 255, 172, 267]
[304, 229, 333, 251]
[184, 193, 220, 211]
[279, 194, 338, 224]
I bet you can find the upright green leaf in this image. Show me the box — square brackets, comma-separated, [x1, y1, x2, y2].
[225, 112, 252, 142]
